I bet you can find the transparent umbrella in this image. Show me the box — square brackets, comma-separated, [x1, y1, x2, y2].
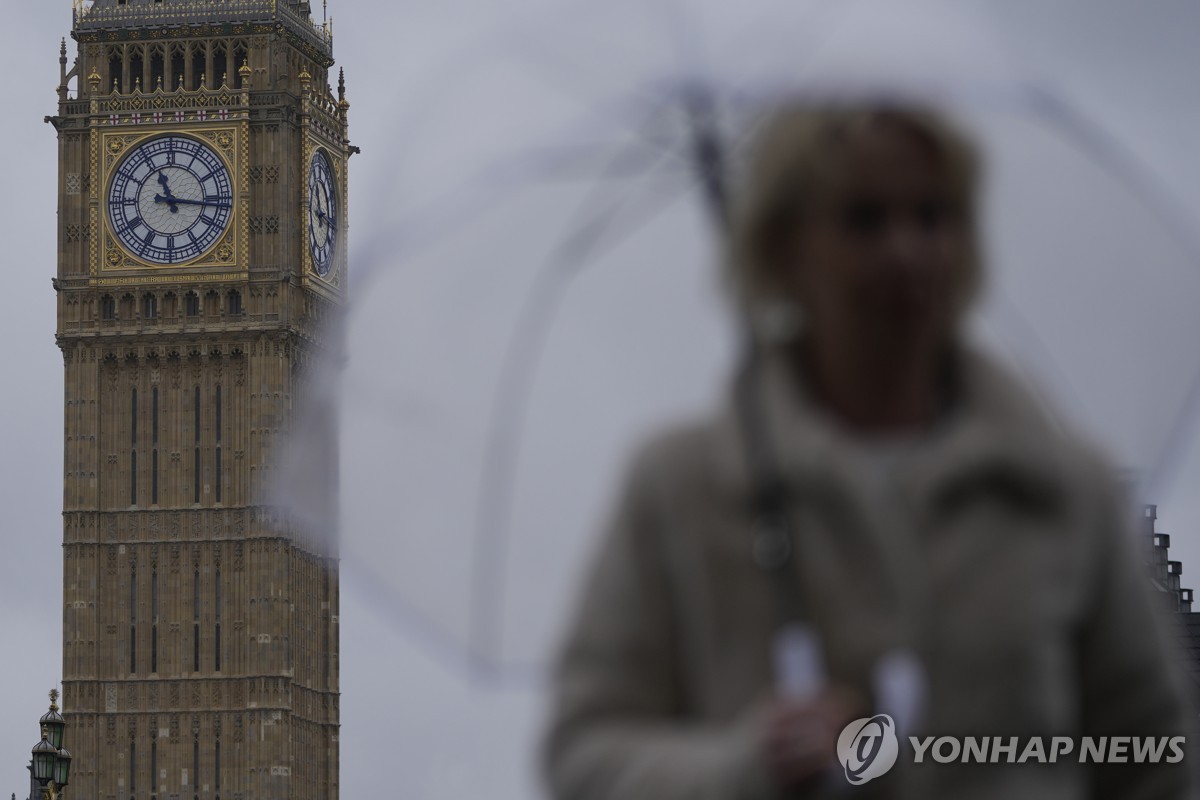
[277, 0, 1200, 690]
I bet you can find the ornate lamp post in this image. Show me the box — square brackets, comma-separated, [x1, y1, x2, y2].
[29, 691, 71, 800]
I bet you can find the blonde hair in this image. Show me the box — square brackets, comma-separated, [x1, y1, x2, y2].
[725, 101, 984, 335]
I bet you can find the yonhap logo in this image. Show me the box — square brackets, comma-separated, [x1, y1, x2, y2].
[837, 714, 899, 785]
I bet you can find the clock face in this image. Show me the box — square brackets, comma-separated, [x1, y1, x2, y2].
[107, 135, 234, 265]
[308, 150, 338, 277]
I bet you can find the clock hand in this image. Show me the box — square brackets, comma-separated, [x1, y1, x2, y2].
[315, 196, 336, 230]
[315, 209, 337, 234]
[154, 194, 232, 210]
[156, 173, 179, 214]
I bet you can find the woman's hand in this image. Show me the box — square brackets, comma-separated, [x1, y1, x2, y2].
[758, 686, 867, 789]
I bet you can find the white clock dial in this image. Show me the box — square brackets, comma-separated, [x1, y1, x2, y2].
[107, 135, 234, 265]
[308, 150, 338, 277]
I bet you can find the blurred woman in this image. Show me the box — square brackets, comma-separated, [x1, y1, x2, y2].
[540, 102, 1194, 799]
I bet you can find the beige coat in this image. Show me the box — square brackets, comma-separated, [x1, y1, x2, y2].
[540, 344, 1196, 799]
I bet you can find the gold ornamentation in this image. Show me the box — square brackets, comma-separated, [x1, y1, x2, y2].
[98, 128, 241, 272]
[90, 273, 248, 287]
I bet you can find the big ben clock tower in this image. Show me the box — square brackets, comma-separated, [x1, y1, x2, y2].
[47, 1, 349, 798]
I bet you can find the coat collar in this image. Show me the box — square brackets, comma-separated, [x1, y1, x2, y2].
[726, 339, 1073, 517]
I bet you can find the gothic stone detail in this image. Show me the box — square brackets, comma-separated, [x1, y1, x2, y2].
[55, 5, 346, 799]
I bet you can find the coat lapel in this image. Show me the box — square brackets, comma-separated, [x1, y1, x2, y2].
[720, 341, 1076, 686]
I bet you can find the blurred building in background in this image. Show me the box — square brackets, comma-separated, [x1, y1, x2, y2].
[1141, 504, 1200, 691]
[47, 1, 350, 798]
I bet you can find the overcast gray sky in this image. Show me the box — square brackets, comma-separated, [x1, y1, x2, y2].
[4, 1, 1200, 798]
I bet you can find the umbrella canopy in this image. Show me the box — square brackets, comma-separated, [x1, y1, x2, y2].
[276, 0, 1200, 686]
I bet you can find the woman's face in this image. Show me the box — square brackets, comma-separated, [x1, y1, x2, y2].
[783, 121, 971, 356]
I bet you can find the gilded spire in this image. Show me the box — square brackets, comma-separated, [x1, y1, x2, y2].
[337, 67, 349, 116]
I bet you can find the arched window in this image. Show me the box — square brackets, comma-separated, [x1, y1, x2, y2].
[129, 47, 145, 93]
[151, 569, 158, 673]
[162, 292, 177, 319]
[101, 295, 116, 320]
[215, 384, 223, 503]
[108, 51, 122, 94]
[193, 569, 201, 672]
[185, 291, 200, 317]
[213, 44, 228, 88]
[170, 45, 185, 91]
[194, 385, 202, 504]
[130, 387, 138, 506]
[227, 290, 243, 316]
[215, 568, 222, 672]
[149, 47, 165, 92]
[191, 45, 206, 90]
[142, 293, 157, 320]
[204, 290, 220, 316]
[130, 567, 137, 674]
[120, 294, 135, 319]
[151, 387, 159, 505]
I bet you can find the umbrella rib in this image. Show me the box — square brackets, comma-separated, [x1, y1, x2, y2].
[358, 0, 702, 228]
[341, 551, 547, 690]
[1027, 83, 1200, 489]
[466, 163, 703, 673]
[350, 88, 695, 293]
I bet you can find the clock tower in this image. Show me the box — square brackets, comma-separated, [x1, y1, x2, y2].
[48, 2, 349, 798]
